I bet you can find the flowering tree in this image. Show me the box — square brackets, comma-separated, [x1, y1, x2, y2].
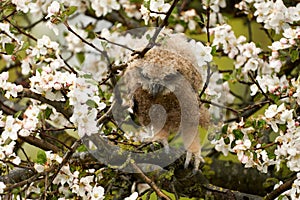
[0, 0, 300, 199]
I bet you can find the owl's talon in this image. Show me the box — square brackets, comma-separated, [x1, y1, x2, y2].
[184, 151, 192, 169]
[184, 151, 205, 171]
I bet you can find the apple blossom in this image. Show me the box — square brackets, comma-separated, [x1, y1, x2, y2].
[124, 192, 138, 200]
[90, 185, 105, 200]
[0, 182, 6, 193]
[149, 0, 171, 20]
[45, 1, 60, 19]
[91, 0, 121, 17]
[2, 116, 21, 141]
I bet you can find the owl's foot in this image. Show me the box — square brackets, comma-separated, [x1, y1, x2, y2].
[184, 150, 205, 171]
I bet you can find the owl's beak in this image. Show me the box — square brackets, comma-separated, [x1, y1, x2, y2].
[150, 83, 164, 97]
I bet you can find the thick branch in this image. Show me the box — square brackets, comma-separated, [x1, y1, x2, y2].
[0, 146, 272, 199]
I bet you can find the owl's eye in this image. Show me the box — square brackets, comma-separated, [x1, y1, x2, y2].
[164, 73, 178, 81]
[140, 71, 151, 80]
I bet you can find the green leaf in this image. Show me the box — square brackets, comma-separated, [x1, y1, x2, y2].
[5, 43, 15, 55]
[76, 52, 85, 64]
[233, 129, 244, 140]
[224, 136, 230, 145]
[36, 150, 47, 164]
[66, 6, 77, 16]
[257, 119, 266, 129]
[87, 31, 96, 39]
[86, 99, 98, 108]
[14, 111, 23, 118]
[244, 120, 253, 128]
[146, 33, 151, 40]
[211, 45, 217, 56]
[221, 124, 228, 134]
[77, 145, 87, 152]
[83, 73, 93, 79]
[44, 107, 52, 119]
[37, 68, 43, 74]
[290, 49, 299, 63]
[223, 74, 230, 81]
[22, 41, 30, 50]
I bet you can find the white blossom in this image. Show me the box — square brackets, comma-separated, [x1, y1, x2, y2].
[124, 192, 138, 200]
[12, 0, 31, 13]
[0, 182, 6, 193]
[90, 186, 105, 200]
[149, 0, 171, 20]
[46, 1, 60, 19]
[2, 116, 21, 141]
[91, 0, 120, 17]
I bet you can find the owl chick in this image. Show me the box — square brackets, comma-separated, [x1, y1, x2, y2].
[122, 34, 210, 170]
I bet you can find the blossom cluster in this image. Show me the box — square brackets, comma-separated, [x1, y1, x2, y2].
[11, 0, 120, 18]
[30, 66, 76, 101]
[0, 113, 22, 167]
[212, 101, 298, 173]
[212, 99, 300, 197]
[236, 0, 300, 33]
[210, 24, 265, 76]
[267, 27, 300, 72]
[209, 8, 300, 194]
[68, 77, 106, 137]
[32, 151, 105, 199]
[31, 150, 137, 199]
[0, 72, 23, 99]
[140, 0, 171, 25]
[202, 0, 226, 26]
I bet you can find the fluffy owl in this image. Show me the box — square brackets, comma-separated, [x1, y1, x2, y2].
[121, 34, 210, 170]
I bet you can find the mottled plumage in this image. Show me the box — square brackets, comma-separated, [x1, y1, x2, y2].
[123, 35, 209, 170]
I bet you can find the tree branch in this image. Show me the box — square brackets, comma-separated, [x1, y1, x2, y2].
[22, 88, 73, 119]
[264, 176, 297, 200]
[130, 161, 171, 200]
[134, 0, 180, 57]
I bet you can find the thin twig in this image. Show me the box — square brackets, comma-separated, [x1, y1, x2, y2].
[239, 100, 270, 113]
[4, 17, 37, 42]
[261, 27, 274, 43]
[4, 172, 42, 192]
[248, 72, 274, 104]
[0, 10, 16, 21]
[247, 18, 253, 42]
[200, 99, 239, 114]
[252, 142, 278, 151]
[206, 5, 211, 44]
[199, 63, 213, 99]
[39, 131, 73, 151]
[22, 17, 47, 30]
[58, 54, 78, 75]
[130, 161, 171, 200]
[41, 139, 82, 199]
[63, 20, 117, 85]
[97, 35, 135, 52]
[135, 0, 180, 57]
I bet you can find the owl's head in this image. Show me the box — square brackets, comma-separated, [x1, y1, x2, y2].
[127, 59, 186, 97]
[124, 34, 202, 98]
